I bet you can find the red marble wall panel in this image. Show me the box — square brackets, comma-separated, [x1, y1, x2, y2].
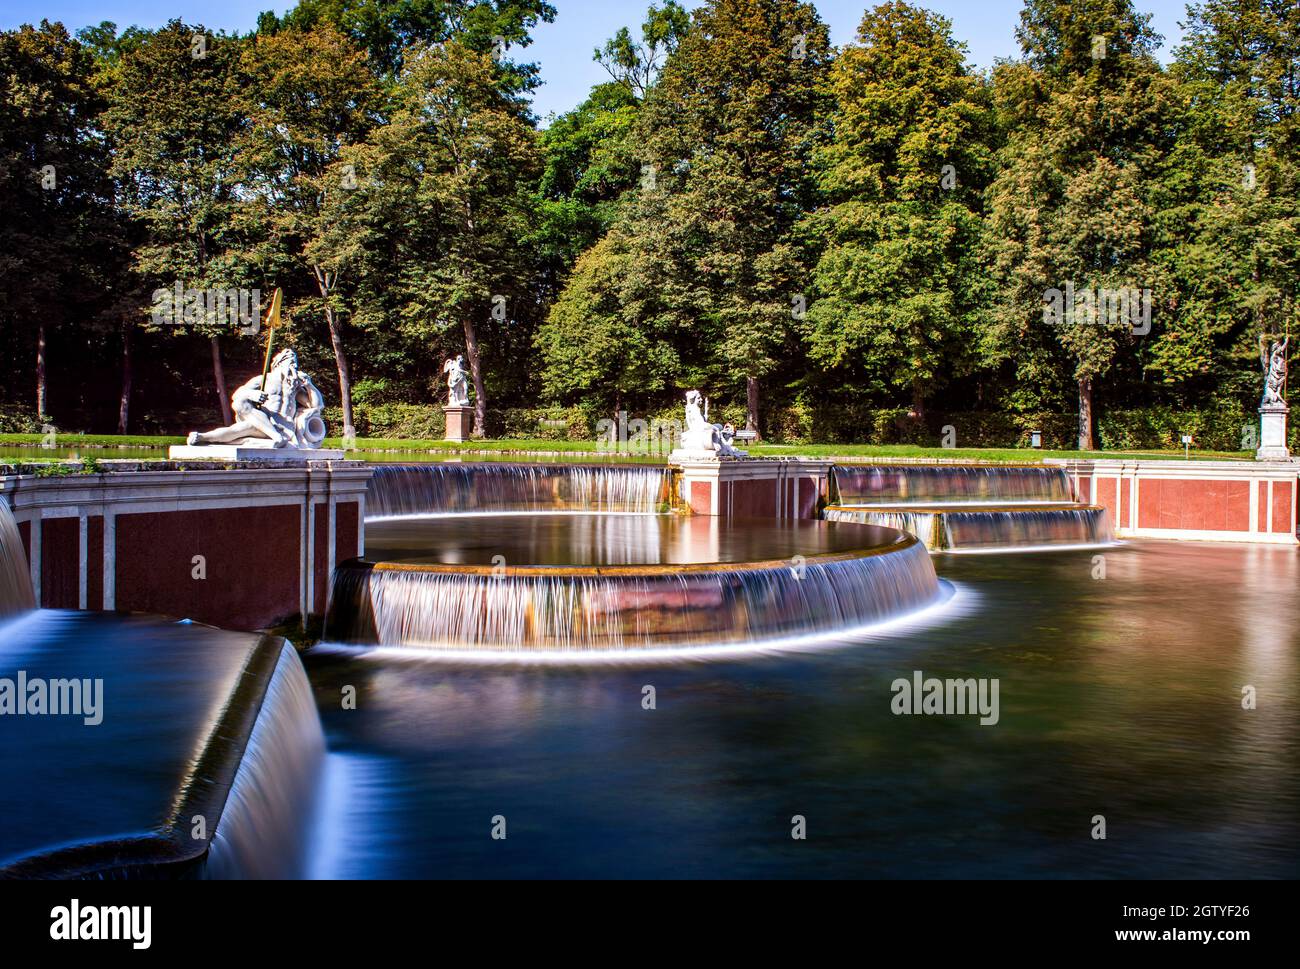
[728, 480, 777, 518]
[1272, 480, 1293, 535]
[313, 504, 330, 616]
[40, 518, 79, 609]
[86, 515, 103, 611]
[336, 501, 359, 563]
[115, 505, 300, 631]
[1095, 477, 1118, 526]
[1137, 478, 1249, 532]
[689, 481, 712, 516]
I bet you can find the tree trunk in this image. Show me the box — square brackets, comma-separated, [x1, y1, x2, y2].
[911, 375, 926, 418]
[210, 335, 233, 426]
[36, 321, 47, 422]
[117, 322, 132, 435]
[463, 317, 487, 437]
[315, 268, 355, 441]
[746, 375, 760, 440]
[1077, 375, 1094, 451]
[323, 305, 356, 443]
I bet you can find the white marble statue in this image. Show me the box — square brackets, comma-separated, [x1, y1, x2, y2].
[680, 390, 746, 458]
[443, 354, 470, 407]
[186, 348, 327, 449]
[1262, 337, 1288, 406]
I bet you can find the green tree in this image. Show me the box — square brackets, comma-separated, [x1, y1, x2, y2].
[102, 21, 253, 425]
[1144, 0, 1299, 408]
[238, 24, 382, 440]
[326, 41, 540, 436]
[0, 22, 120, 423]
[594, 1, 690, 99]
[533, 82, 640, 297]
[268, 0, 555, 86]
[634, 0, 831, 434]
[534, 228, 680, 412]
[803, 1, 996, 418]
[984, 0, 1170, 448]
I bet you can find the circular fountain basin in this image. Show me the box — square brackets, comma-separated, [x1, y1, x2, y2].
[329, 514, 942, 653]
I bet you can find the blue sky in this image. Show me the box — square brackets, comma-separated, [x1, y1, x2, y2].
[0, 0, 1194, 120]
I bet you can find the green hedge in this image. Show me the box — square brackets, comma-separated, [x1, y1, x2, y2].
[322, 403, 595, 442]
[0, 404, 45, 434]
[757, 403, 1259, 451]
[1096, 407, 1257, 452]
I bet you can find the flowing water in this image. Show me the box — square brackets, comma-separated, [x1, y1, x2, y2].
[367, 463, 672, 517]
[305, 541, 1300, 878]
[829, 464, 1113, 550]
[0, 497, 34, 620]
[1, 496, 323, 879]
[203, 645, 326, 879]
[330, 516, 942, 652]
[833, 464, 1075, 505]
[2, 455, 1294, 878]
[826, 505, 1114, 551]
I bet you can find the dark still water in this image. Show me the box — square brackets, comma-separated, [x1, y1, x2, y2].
[305, 541, 1300, 878]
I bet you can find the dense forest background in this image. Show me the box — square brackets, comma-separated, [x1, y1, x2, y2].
[0, 0, 1296, 449]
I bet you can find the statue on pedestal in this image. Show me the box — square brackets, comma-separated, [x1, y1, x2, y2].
[185, 348, 327, 449]
[678, 390, 746, 459]
[443, 355, 470, 407]
[1256, 336, 1291, 461]
[1262, 337, 1288, 406]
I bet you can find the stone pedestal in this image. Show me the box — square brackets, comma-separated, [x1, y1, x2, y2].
[1256, 403, 1290, 461]
[443, 405, 474, 443]
[672, 456, 833, 519]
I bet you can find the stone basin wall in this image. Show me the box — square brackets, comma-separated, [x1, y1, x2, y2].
[0, 461, 373, 630]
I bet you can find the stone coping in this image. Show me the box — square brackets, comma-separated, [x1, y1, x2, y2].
[0, 458, 373, 476]
[1047, 458, 1297, 472]
[825, 502, 1106, 514]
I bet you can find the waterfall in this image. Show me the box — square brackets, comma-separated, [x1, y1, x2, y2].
[0, 496, 35, 620]
[203, 645, 325, 879]
[825, 509, 941, 548]
[833, 464, 1074, 505]
[327, 539, 940, 652]
[827, 505, 1114, 551]
[367, 464, 671, 518]
[942, 507, 1113, 550]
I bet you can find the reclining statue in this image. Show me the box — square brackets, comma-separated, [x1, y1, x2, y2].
[186, 348, 327, 449]
[680, 389, 746, 458]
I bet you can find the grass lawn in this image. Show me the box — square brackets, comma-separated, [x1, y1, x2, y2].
[0, 432, 1253, 463]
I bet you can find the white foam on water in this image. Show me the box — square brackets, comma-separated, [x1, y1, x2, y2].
[203, 645, 326, 879]
[312, 579, 964, 667]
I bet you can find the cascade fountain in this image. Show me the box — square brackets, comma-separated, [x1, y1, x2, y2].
[330, 459, 947, 654]
[823, 465, 1114, 552]
[0, 496, 325, 879]
[330, 517, 940, 652]
[0, 497, 35, 619]
[366, 463, 672, 517]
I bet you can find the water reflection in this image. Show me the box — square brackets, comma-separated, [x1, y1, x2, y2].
[306, 541, 1300, 878]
